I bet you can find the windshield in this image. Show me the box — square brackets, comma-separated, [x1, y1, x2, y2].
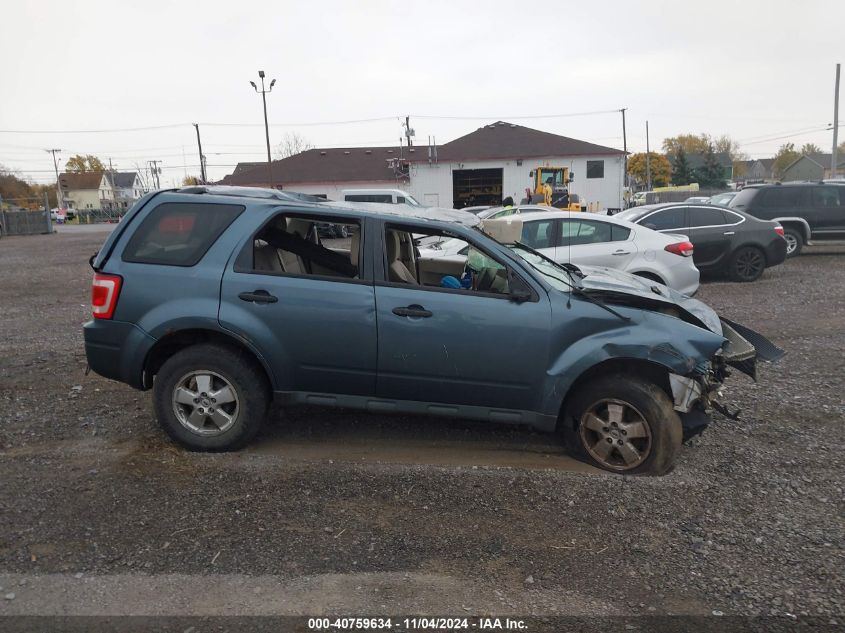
[506, 243, 576, 293]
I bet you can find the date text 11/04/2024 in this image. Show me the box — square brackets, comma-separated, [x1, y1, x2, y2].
[308, 617, 528, 630]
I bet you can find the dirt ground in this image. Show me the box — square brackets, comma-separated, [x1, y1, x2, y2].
[0, 227, 843, 623]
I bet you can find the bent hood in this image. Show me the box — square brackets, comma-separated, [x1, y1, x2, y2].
[574, 265, 785, 378]
[575, 265, 722, 334]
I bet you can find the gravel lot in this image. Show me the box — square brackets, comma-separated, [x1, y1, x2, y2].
[0, 228, 843, 623]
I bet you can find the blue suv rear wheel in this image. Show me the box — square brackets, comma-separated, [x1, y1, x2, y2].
[153, 343, 269, 451]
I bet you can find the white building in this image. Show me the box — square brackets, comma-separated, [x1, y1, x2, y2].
[220, 121, 625, 211]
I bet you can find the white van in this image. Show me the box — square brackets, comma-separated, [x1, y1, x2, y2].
[342, 189, 422, 206]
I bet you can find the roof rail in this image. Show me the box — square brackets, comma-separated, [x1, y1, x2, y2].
[175, 185, 299, 200]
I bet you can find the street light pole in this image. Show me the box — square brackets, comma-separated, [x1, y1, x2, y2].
[250, 70, 276, 188]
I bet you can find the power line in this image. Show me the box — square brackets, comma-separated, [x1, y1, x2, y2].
[0, 124, 189, 134]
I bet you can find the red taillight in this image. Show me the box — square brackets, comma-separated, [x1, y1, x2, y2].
[774, 226, 784, 236]
[665, 241, 694, 257]
[91, 273, 122, 319]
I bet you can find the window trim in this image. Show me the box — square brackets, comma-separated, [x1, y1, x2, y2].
[685, 206, 746, 231]
[232, 210, 369, 285]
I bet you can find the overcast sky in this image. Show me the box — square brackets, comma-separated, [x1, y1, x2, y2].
[1, 0, 842, 186]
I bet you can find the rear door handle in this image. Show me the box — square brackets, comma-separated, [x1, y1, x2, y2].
[723, 231, 735, 235]
[238, 290, 278, 304]
[612, 250, 631, 255]
[392, 304, 432, 318]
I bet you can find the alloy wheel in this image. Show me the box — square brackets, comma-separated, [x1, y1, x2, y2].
[784, 233, 798, 255]
[579, 399, 652, 471]
[171, 370, 240, 436]
[735, 249, 764, 280]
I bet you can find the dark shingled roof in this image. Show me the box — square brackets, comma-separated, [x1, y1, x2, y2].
[106, 172, 138, 188]
[219, 147, 404, 186]
[219, 122, 624, 186]
[59, 172, 104, 191]
[415, 121, 624, 162]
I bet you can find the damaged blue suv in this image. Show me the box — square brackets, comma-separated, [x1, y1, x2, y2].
[84, 186, 783, 474]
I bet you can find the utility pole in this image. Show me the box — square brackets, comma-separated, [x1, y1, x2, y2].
[193, 123, 207, 183]
[46, 149, 62, 209]
[646, 120, 652, 190]
[833, 63, 841, 178]
[404, 115, 415, 148]
[108, 158, 117, 211]
[621, 108, 628, 208]
[148, 160, 161, 189]
[250, 70, 276, 188]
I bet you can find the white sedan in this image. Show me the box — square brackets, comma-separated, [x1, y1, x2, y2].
[419, 210, 700, 295]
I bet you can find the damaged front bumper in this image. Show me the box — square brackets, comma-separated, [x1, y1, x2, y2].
[669, 317, 785, 440]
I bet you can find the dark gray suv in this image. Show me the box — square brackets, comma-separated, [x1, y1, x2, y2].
[730, 182, 845, 256]
[84, 186, 782, 475]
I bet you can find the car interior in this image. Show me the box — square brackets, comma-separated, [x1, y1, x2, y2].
[252, 215, 360, 279]
[385, 226, 510, 294]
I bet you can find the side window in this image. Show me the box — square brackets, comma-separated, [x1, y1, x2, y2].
[396, 196, 405, 204]
[250, 215, 360, 279]
[388, 225, 510, 295]
[586, 160, 604, 179]
[561, 220, 612, 246]
[521, 220, 555, 249]
[759, 187, 803, 208]
[812, 187, 842, 207]
[122, 202, 244, 266]
[689, 206, 728, 227]
[610, 224, 631, 241]
[642, 207, 686, 231]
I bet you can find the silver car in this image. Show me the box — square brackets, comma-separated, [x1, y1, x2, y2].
[419, 211, 700, 295]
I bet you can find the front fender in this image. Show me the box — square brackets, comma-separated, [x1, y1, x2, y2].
[539, 310, 725, 416]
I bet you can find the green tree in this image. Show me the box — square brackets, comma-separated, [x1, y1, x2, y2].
[772, 143, 801, 179]
[662, 134, 710, 156]
[65, 154, 106, 173]
[627, 152, 672, 187]
[697, 144, 727, 189]
[671, 148, 694, 185]
[800, 143, 822, 155]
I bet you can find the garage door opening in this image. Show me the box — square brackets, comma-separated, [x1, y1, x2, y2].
[452, 168, 503, 209]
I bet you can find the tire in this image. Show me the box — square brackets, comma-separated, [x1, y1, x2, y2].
[782, 227, 803, 257]
[563, 375, 682, 475]
[728, 246, 766, 282]
[153, 343, 270, 451]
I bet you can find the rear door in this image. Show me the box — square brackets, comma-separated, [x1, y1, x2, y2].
[218, 212, 378, 396]
[555, 218, 637, 268]
[810, 186, 845, 237]
[686, 205, 735, 269]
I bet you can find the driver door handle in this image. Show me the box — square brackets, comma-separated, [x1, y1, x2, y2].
[238, 289, 278, 304]
[392, 304, 432, 318]
[613, 250, 631, 255]
[723, 231, 735, 235]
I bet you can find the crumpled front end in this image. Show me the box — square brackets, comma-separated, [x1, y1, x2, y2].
[667, 317, 785, 440]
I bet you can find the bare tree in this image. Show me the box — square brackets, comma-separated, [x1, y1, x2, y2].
[132, 162, 153, 191]
[274, 132, 314, 159]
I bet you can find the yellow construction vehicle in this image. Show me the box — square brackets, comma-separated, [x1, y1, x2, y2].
[524, 166, 586, 211]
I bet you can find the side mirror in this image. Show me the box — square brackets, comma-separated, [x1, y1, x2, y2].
[529, 170, 535, 178]
[509, 271, 534, 303]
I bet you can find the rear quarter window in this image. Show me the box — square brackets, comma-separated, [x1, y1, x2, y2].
[122, 202, 244, 266]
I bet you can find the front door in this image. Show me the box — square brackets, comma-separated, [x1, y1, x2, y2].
[374, 222, 551, 412]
